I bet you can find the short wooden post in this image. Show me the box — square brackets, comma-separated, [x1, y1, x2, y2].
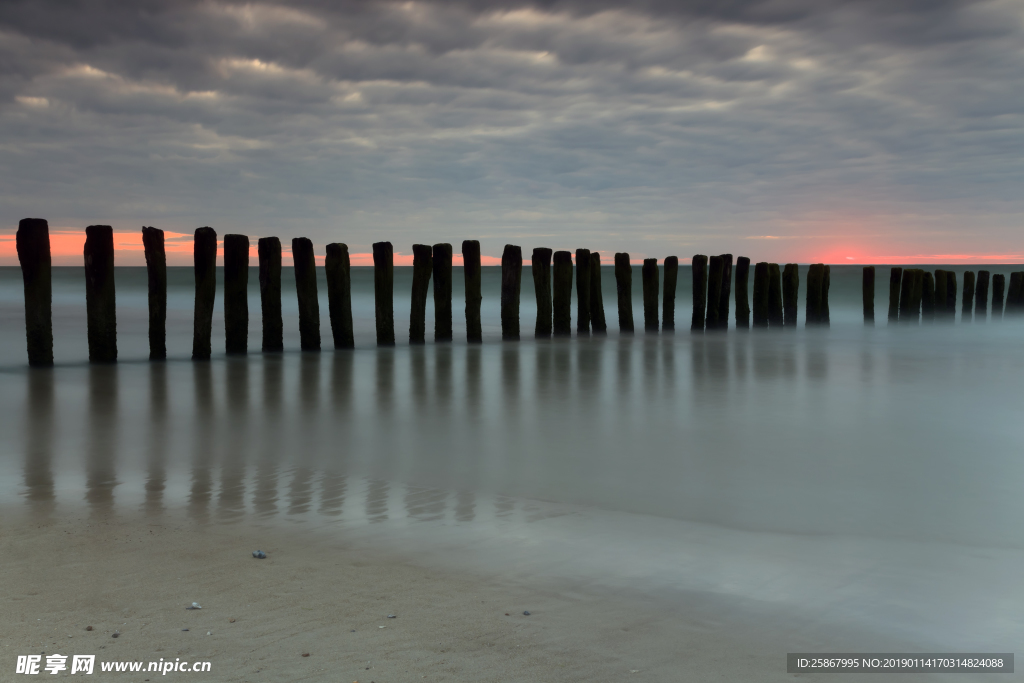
[822, 265, 831, 326]
[717, 254, 733, 331]
[661, 256, 678, 331]
[409, 244, 433, 344]
[862, 266, 875, 325]
[16, 218, 53, 367]
[642, 258, 659, 332]
[142, 226, 166, 359]
[705, 255, 723, 330]
[532, 247, 552, 337]
[734, 256, 750, 330]
[258, 237, 283, 352]
[462, 240, 482, 343]
[898, 269, 914, 323]
[223, 234, 249, 354]
[432, 243, 453, 341]
[575, 248, 591, 334]
[84, 225, 117, 363]
[888, 267, 903, 323]
[767, 263, 784, 328]
[293, 237, 321, 350]
[325, 243, 354, 349]
[691, 255, 708, 333]
[373, 241, 395, 346]
[192, 227, 217, 360]
[590, 252, 607, 334]
[992, 273, 1005, 321]
[1006, 272, 1023, 316]
[752, 262, 769, 328]
[934, 270, 948, 322]
[614, 253, 633, 333]
[962, 271, 976, 323]
[975, 270, 990, 323]
[501, 244, 522, 341]
[553, 250, 573, 336]
[921, 271, 935, 322]
[783, 264, 800, 327]
[805, 264, 824, 326]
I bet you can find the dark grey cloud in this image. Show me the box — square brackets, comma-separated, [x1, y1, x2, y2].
[1, 0, 1022, 262]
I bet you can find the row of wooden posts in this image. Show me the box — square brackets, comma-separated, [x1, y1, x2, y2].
[23, 218, 1023, 367]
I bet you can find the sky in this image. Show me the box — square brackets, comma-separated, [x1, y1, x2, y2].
[1, 0, 1022, 266]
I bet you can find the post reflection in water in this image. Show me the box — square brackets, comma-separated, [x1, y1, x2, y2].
[23, 369, 55, 515]
[218, 358, 248, 521]
[254, 356, 282, 517]
[288, 353, 320, 515]
[189, 363, 214, 521]
[85, 366, 119, 515]
[320, 352, 353, 517]
[144, 363, 167, 515]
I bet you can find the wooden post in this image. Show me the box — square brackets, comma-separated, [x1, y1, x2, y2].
[767, 263, 784, 328]
[590, 252, 607, 333]
[432, 243, 453, 341]
[258, 237, 283, 352]
[717, 254, 733, 331]
[192, 227, 217, 360]
[293, 237, 321, 350]
[409, 244, 433, 344]
[142, 226, 166, 359]
[373, 241, 395, 346]
[691, 255, 708, 333]
[532, 247, 552, 338]
[911, 269, 925, 323]
[962, 271, 975, 323]
[462, 240, 482, 343]
[501, 244, 522, 341]
[614, 253, 633, 333]
[705, 256, 723, 330]
[992, 273, 1005, 321]
[946, 271, 958, 320]
[84, 225, 117, 363]
[553, 250, 573, 336]
[661, 256, 678, 332]
[805, 264, 824, 326]
[782, 263, 799, 327]
[752, 262, 769, 328]
[642, 258, 659, 332]
[888, 267, 903, 323]
[862, 266, 875, 325]
[934, 270, 948, 322]
[325, 243, 354, 349]
[1006, 272, 1023, 316]
[575, 248, 591, 335]
[822, 265, 831, 327]
[898, 269, 914, 323]
[223, 234, 249, 354]
[975, 270, 990, 323]
[734, 256, 750, 330]
[921, 271, 935, 323]
[16, 218, 53, 367]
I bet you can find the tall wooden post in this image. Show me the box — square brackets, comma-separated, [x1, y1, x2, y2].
[934, 270, 948, 322]
[691, 255, 708, 333]
[946, 271, 958, 320]
[409, 244, 433, 344]
[962, 271, 976, 323]
[642, 259, 659, 332]
[805, 264, 824, 326]
[590, 252, 607, 334]
[662, 256, 678, 332]
[501, 244, 522, 341]
[1006, 272, 1022, 316]
[575, 248, 591, 335]
[462, 240, 482, 343]
[325, 243, 354, 349]
[752, 262, 769, 328]
[734, 256, 750, 330]
[898, 269, 914, 323]
[223, 234, 249, 354]
[975, 270, 990, 323]
[142, 226, 166, 359]
[553, 250, 573, 337]
[17, 218, 53, 367]
[767, 263, 784, 328]
[888, 267, 903, 323]
[373, 241, 395, 346]
[532, 247, 552, 338]
[192, 227, 217, 360]
[717, 254, 733, 331]
[780, 263, 798, 327]
[84, 225, 117, 363]
[258, 237, 283, 352]
[861, 266, 875, 325]
[705, 256, 723, 330]
[432, 243, 453, 341]
[293, 237, 321, 350]
[614, 253, 633, 333]
[822, 265, 831, 326]
[921, 271, 936, 322]
[991, 274, 1004, 321]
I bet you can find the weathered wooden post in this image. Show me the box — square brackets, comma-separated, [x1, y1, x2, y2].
[946, 271, 958, 319]
[409, 244, 433, 344]
[805, 263, 824, 326]
[934, 270, 948, 322]
[661, 256, 678, 332]
[192, 227, 217, 360]
[642, 258, 659, 332]
[532, 247, 552, 338]
[888, 267, 903, 323]
[462, 240, 482, 343]
[975, 270, 990, 323]
[17, 218, 53, 367]
[898, 268, 914, 323]
[822, 265, 831, 326]
[590, 252, 607, 334]
[862, 266, 875, 325]
[292, 237, 321, 350]
[909, 269, 923, 324]
[921, 271, 935, 323]
[767, 263, 783, 328]
[992, 273, 1005, 321]
[752, 262, 769, 328]
[575, 248, 591, 335]
[432, 243, 453, 342]
[691, 255, 708, 333]
[84, 225, 117, 363]
[706, 255, 723, 330]
[717, 254, 733, 331]
[1006, 272, 1023, 316]
[223, 234, 249, 354]
[614, 253, 633, 333]
[734, 256, 750, 330]
[373, 241, 395, 346]
[142, 226, 166, 359]
[782, 263, 799, 328]
[325, 243, 354, 349]
[962, 271, 976, 323]
[553, 250, 573, 336]
[258, 237, 283, 352]
[501, 244, 522, 341]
